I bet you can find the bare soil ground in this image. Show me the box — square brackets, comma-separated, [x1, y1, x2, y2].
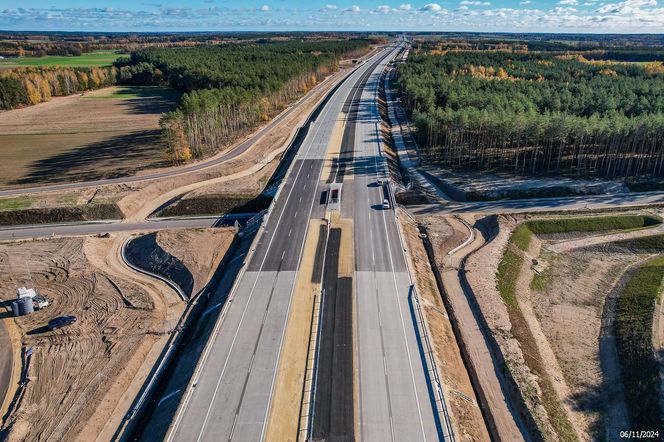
[0, 236, 179, 441]
[400, 212, 490, 441]
[0, 226, 231, 441]
[155, 228, 235, 295]
[453, 211, 662, 441]
[0, 86, 178, 189]
[529, 230, 657, 440]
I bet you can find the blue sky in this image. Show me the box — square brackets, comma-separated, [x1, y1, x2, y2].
[1, 0, 662, 32]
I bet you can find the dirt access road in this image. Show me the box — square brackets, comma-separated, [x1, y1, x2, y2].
[423, 214, 529, 441]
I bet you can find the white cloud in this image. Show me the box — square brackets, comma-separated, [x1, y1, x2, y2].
[399, 3, 413, 10]
[323, 4, 337, 10]
[520, 0, 532, 4]
[551, 6, 578, 11]
[460, 1, 491, 5]
[558, 0, 579, 5]
[596, 0, 656, 13]
[259, 4, 271, 11]
[374, 5, 392, 13]
[420, 3, 443, 11]
[1, 0, 663, 33]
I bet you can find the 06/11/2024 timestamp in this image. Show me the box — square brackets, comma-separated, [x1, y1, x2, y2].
[620, 431, 660, 439]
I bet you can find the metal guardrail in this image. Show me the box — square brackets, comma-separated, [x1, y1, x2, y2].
[409, 285, 457, 442]
[306, 289, 326, 441]
[297, 291, 321, 441]
[238, 209, 268, 238]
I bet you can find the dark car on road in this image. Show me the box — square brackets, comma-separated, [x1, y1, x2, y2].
[48, 315, 77, 331]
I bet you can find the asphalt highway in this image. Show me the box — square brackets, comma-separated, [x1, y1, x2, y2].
[166, 46, 398, 442]
[345, 45, 441, 440]
[310, 47, 390, 441]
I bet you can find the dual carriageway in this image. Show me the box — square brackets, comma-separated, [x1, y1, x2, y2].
[164, 42, 448, 441]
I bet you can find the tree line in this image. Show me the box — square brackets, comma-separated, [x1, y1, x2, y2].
[0, 66, 117, 109]
[117, 39, 370, 163]
[397, 49, 664, 178]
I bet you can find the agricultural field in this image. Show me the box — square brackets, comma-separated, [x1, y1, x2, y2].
[0, 86, 179, 189]
[483, 212, 664, 440]
[0, 51, 123, 69]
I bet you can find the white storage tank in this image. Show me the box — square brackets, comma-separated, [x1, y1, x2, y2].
[17, 297, 34, 315]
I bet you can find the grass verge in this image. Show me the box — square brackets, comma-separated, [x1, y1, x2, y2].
[525, 215, 661, 235]
[511, 224, 533, 251]
[0, 196, 34, 211]
[530, 270, 551, 292]
[615, 255, 664, 431]
[510, 215, 660, 253]
[496, 249, 522, 309]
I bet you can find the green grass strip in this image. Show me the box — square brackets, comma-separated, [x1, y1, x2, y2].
[511, 224, 533, 251]
[496, 248, 522, 309]
[0, 51, 122, 68]
[0, 196, 34, 211]
[615, 255, 664, 431]
[525, 215, 661, 235]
